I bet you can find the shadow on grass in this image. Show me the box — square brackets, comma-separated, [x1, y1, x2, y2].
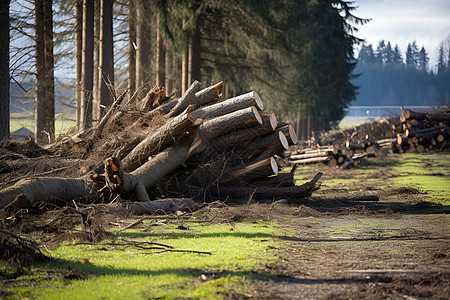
[118, 231, 274, 239]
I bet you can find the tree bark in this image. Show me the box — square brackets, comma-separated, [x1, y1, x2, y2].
[221, 156, 278, 184]
[0, 178, 91, 210]
[167, 81, 202, 117]
[35, 0, 55, 144]
[0, 0, 10, 141]
[278, 124, 298, 145]
[127, 0, 136, 98]
[75, 0, 83, 131]
[97, 0, 114, 118]
[188, 27, 201, 84]
[214, 172, 322, 200]
[191, 91, 263, 120]
[156, 15, 165, 87]
[122, 105, 200, 172]
[238, 130, 289, 161]
[126, 198, 196, 214]
[105, 130, 197, 201]
[135, 0, 152, 90]
[80, 0, 94, 130]
[290, 156, 330, 165]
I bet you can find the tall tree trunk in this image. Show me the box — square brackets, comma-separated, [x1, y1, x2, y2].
[135, 0, 151, 91]
[80, 0, 94, 130]
[165, 47, 173, 94]
[75, 0, 83, 131]
[156, 15, 165, 87]
[181, 43, 189, 93]
[0, 0, 10, 141]
[188, 27, 201, 84]
[127, 0, 136, 96]
[92, 0, 100, 123]
[35, 0, 54, 144]
[97, 0, 113, 119]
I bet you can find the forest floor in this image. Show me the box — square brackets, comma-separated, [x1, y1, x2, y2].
[1, 152, 449, 299]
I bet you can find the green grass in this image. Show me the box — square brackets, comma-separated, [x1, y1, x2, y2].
[5, 222, 278, 299]
[10, 113, 76, 136]
[390, 153, 450, 205]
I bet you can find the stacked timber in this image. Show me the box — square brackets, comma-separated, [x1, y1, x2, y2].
[0, 81, 321, 212]
[396, 109, 450, 153]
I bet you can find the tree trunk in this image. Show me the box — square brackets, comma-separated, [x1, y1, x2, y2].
[80, 0, 94, 130]
[156, 15, 165, 87]
[238, 130, 289, 161]
[167, 81, 202, 117]
[97, 0, 114, 118]
[278, 124, 298, 145]
[105, 130, 197, 201]
[191, 91, 263, 119]
[75, 0, 83, 132]
[188, 27, 201, 84]
[181, 22, 189, 94]
[0, 178, 91, 210]
[0, 0, 10, 141]
[122, 105, 200, 172]
[127, 0, 136, 97]
[92, 0, 100, 123]
[221, 156, 278, 184]
[135, 0, 152, 90]
[35, 0, 55, 145]
[126, 198, 196, 214]
[165, 47, 173, 93]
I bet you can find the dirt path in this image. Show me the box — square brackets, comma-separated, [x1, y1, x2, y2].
[241, 155, 450, 299]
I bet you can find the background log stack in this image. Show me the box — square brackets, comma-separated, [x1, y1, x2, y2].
[287, 107, 449, 169]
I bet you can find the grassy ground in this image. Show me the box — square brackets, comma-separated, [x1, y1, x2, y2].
[1, 152, 449, 299]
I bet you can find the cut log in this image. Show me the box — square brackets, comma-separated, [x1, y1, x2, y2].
[196, 106, 263, 141]
[105, 130, 197, 202]
[238, 130, 289, 160]
[0, 177, 91, 210]
[406, 126, 446, 137]
[190, 91, 263, 120]
[122, 105, 200, 172]
[278, 124, 298, 145]
[221, 156, 278, 183]
[290, 156, 330, 165]
[167, 81, 202, 117]
[290, 151, 330, 160]
[140, 86, 166, 110]
[251, 172, 295, 187]
[214, 172, 322, 200]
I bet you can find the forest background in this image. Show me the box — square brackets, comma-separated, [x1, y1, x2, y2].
[1, 0, 450, 143]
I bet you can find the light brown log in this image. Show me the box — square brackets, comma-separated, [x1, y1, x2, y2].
[238, 130, 289, 160]
[290, 156, 330, 165]
[140, 86, 166, 110]
[122, 105, 200, 172]
[190, 91, 263, 120]
[221, 156, 278, 184]
[168, 81, 223, 117]
[0, 177, 91, 210]
[205, 112, 277, 153]
[290, 151, 330, 160]
[105, 130, 197, 202]
[278, 124, 298, 145]
[199, 106, 262, 139]
[167, 80, 202, 117]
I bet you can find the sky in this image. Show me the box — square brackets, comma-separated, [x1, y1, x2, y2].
[351, 0, 450, 71]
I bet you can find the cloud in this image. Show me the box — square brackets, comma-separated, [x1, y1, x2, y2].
[353, 0, 450, 68]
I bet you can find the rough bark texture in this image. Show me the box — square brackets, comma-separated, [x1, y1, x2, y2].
[122, 106, 199, 172]
[0, 178, 91, 210]
[0, 0, 10, 141]
[156, 15, 165, 87]
[80, 0, 94, 130]
[75, 0, 83, 131]
[127, 0, 136, 97]
[105, 130, 197, 202]
[167, 81, 202, 117]
[191, 91, 262, 120]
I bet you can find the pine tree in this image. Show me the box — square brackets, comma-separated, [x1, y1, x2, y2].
[393, 44, 403, 66]
[375, 40, 386, 64]
[418, 46, 429, 71]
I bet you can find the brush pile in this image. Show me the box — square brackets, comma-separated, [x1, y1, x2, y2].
[0, 81, 322, 214]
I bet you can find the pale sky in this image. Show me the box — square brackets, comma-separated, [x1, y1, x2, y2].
[352, 0, 450, 71]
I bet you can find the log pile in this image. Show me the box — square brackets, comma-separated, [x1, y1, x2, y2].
[288, 108, 449, 169]
[1, 81, 321, 213]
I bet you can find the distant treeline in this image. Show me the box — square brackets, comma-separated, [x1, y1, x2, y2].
[351, 39, 450, 106]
